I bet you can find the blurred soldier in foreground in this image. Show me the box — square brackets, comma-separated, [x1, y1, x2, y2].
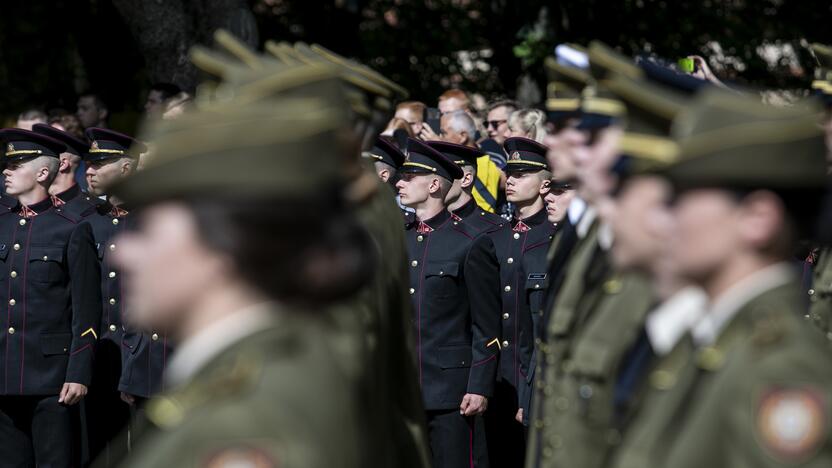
[101, 95, 375, 468]
[807, 42, 832, 339]
[623, 89, 832, 467]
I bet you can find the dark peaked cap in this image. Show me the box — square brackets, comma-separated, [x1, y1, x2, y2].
[400, 138, 463, 181]
[426, 141, 482, 167]
[368, 137, 405, 168]
[32, 124, 88, 156]
[0, 128, 66, 161]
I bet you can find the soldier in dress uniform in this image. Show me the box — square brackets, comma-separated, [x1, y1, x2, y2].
[396, 137, 501, 468]
[630, 87, 832, 468]
[425, 141, 505, 234]
[476, 137, 553, 466]
[100, 93, 377, 468]
[0, 129, 102, 467]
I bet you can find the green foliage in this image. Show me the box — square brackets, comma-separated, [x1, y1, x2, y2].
[1, 0, 831, 120]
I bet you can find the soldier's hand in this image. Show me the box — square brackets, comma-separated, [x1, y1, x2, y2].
[120, 392, 136, 406]
[515, 408, 523, 423]
[460, 393, 488, 416]
[58, 382, 88, 405]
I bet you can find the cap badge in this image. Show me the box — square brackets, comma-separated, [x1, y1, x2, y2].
[6, 143, 13, 153]
[91, 141, 99, 150]
[510, 151, 521, 160]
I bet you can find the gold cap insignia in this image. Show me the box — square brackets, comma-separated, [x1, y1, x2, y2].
[6, 143, 14, 153]
[510, 151, 521, 160]
[91, 141, 99, 150]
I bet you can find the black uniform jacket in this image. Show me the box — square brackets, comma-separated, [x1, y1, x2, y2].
[452, 198, 505, 234]
[490, 208, 557, 389]
[0, 197, 101, 394]
[405, 209, 501, 411]
[60, 189, 171, 398]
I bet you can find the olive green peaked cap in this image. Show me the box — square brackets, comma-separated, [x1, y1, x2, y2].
[664, 89, 827, 190]
[112, 95, 352, 206]
[602, 71, 688, 170]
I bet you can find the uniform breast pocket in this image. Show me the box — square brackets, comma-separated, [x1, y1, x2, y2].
[525, 273, 550, 315]
[424, 261, 460, 299]
[122, 332, 144, 356]
[569, 346, 616, 426]
[28, 247, 66, 283]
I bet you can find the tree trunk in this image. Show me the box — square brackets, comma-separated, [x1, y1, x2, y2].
[111, 0, 258, 92]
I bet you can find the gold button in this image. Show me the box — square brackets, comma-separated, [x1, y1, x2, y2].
[8, 327, 14, 335]
[513, 233, 520, 240]
[19, 219, 26, 226]
[502, 340, 509, 348]
[109, 298, 116, 305]
[504, 285, 511, 292]
[151, 333, 159, 341]
[507, 257, 514, 264]
[409, 288, 415, 295]
[109, 324, 117, 332]
[109, 271, 116, 278]
[13, 244, 20, 251]
[42, 256, 48, 261]
[109, 244, 116, 251]
[411, 260, 418, 267]
[10, 271, 16, 278]
[8, 299, 15, 306]
[416, 235, 424, 242]
[535, 284, 540, 289]
[551, 435, 562, 449]
[112, 218, 119, 225]
[502, 313, 510, 320]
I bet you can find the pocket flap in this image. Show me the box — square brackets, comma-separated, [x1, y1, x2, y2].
[570, 343, 615, 377]
[122, 332, 144, 355]
[29, 246, 64, 263]
[40, 333, 71, 356]
[525, 273, 550, 291]
[439, 345, 472, 369]
[425, 261, 459, 278]
[0, 243, 8, 261]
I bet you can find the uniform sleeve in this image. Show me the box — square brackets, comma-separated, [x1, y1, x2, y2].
[65, 221, 102, 385]
[463, 233, 501, 397]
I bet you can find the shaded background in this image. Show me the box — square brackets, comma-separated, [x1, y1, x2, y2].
[1, 0, 831, 132]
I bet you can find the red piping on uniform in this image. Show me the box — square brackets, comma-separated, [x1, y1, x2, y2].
[471, 354, 496, 367]
[71, 343, 92, 356]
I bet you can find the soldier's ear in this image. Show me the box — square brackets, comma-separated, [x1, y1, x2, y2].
[378, 168, 390, 183]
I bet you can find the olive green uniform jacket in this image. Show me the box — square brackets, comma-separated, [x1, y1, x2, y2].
[611, 274, 832, 468]
[809, 246, 832, 340]
[323, 169, 430, 468]
[113, 313, 366, 468]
